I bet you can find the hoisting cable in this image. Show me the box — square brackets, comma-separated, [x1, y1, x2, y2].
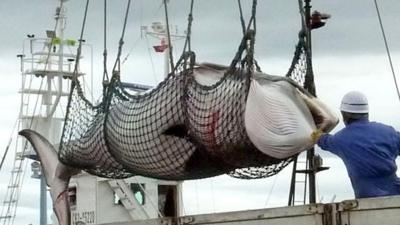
[102, 0, 110, 102]
[163, 0, 175, 73]
[228, 0, 257, 68]
[237, 0, 247, 35]
[61, 0, 90, 147]
[111, 0, 132, 76]
[236, 0, 261, 73]
[183, 0, 195, 53]
[286, 0, 309, 83]
[373, 0, 400, 102]
[297, 0, 307, 34]
[246, 0, 257, 70]
[227, 0, 257, 74]
[245, 0, 257, 33]
[174, 0, 195, 73]
[102, 0, 109, 84]
[72, 0, 90, 84]
[300, 0, 316, 96]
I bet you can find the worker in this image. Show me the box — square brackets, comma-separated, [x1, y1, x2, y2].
[311, 91, 400, 198]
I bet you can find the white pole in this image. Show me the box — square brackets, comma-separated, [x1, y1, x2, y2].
[164, 37, 170, 77]
[47, 2, 66, 118]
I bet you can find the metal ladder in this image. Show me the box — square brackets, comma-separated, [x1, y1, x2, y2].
[108, 179, 150, 220]
[288, 155, 308, 205]
[288, 151, 329, 206]
[0, 133, 27, 225]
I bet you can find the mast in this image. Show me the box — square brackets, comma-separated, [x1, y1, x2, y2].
[288, 0, 330, 206]
[143, 22, 185, 77]
[304, 0, 317, 205]
[0, 0, 89, 224]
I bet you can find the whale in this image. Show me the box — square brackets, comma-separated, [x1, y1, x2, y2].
[19, 63, 338, 225]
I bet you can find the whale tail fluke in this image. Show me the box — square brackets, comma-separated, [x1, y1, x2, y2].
[19, 129, 80, 225]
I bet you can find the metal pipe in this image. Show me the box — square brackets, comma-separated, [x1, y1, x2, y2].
[303, 0, 317, 205]
[40, 175, 47, 225]
[288, 157, 298, 206]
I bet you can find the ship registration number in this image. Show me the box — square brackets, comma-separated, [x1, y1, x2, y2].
[72, 210, 96, 225]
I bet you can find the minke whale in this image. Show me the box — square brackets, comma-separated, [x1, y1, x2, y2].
[19, 63, 338, 225]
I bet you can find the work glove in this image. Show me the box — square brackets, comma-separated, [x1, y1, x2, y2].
[310, 130, 323, 144]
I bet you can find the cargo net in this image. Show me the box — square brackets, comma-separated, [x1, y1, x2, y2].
[229, 36, 312, 179]
[59, 34, 313, 180]
[286, 37, 315, 94]
[59, 82, 132, 179]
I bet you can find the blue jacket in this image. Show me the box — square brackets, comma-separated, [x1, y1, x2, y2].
[317, 118, 400, 198]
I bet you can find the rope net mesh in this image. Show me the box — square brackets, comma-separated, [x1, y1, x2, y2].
[59, 34, 312, 180]
[229, 36, 312, 179]
[59, 82, 132, 178]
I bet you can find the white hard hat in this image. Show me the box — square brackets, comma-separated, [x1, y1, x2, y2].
[340, 91, 369, 113]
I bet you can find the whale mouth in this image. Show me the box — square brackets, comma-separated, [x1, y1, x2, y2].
[297, 90, 338, 133]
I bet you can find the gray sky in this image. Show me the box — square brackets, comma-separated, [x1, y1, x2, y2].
[1, 0, 400, 224]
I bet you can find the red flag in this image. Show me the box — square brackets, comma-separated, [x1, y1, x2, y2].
[153, 38, 169, 53]
[153, 45, 168, 53]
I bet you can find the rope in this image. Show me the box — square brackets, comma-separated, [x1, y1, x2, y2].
[163, 0, 175, 74]
[252, 0, 257, 33]
[227, 0, 258, 74]
[61, 0, 90, 158]
[112, 0, 132, 76]
[246, 0, 257, 33]
[237, 0, 246, 35]
[297, 0, 307, 33]
[237, 0, 262, 73]
[303, 0, 315, 96]
[102, 0, 109, 83]
[179, 0, 195, 60]
[293, 0, 315, 96]
[173, 0, 195, 73]
[71, 0, 90, 86]
[247, 0, 257, 70]
[373, 0, 400, 102]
